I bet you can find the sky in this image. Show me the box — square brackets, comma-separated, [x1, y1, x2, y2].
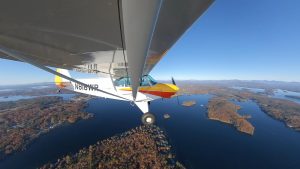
[1, 0, 300, 85]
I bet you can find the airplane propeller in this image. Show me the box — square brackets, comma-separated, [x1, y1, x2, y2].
[171, 77, 181, 105]
[171, 77, 176, 86]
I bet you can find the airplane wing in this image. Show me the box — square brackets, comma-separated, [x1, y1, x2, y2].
[0, 0, 213, 99]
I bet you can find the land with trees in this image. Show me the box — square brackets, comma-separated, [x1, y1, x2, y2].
[181, 100, 196, 107]
[0, 95, 93, 160]
[208, 97, 254, 135]
[40, 125, 185, 169]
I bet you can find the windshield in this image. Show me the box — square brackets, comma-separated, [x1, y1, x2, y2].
[114, 77, 131, 87]
[115, 75, 157, 87]
[140, 75, 157, 86]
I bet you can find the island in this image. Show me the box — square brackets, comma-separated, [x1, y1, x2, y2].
[0, 95, 93, 160]
[40, 125, 185, 169]
[207, 97, 254, 135]
[164, 114, 171, 119]
[182, 100, 196, 107]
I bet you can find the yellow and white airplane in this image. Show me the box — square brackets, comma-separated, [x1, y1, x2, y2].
[0, 0, 213, 124]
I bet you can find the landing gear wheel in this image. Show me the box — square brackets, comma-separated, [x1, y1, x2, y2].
[141, 113, 156, 125]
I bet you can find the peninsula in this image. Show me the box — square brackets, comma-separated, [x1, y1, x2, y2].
[254, 96, 300, 130]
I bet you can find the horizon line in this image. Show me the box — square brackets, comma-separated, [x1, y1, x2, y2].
[1, 79, 300, 87]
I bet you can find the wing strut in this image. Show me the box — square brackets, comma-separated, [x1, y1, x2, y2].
[0, 46, 131, 101]
[121, 0, 163, 100]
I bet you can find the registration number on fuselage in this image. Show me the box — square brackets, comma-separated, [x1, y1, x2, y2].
[74, 83, 99, 91]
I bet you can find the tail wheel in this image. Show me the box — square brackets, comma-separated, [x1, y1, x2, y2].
[141, 113, 156, 125]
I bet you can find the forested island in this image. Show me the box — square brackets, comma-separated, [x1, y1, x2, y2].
[40, 125, 185, 169]
[0, 95, 93, 160]
[181, 100, 196, 107]
[208, 97, 254, 135]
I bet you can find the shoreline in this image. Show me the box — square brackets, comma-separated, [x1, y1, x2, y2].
[0, 95, 93, 160]
[207, 97, 255, 135]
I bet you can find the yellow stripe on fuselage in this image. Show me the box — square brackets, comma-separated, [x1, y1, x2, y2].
[120, 83, 179, 93]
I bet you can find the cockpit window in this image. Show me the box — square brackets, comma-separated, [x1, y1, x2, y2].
[114, 77, 131, 87]
[114, 75, 157, 87]
[140, 75, 157, 86]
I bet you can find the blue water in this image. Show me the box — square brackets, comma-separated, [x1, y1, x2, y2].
[1, 95, 300, 169]
[233, 86, 300, 104]
[151, 95, 300, 169]
[231, 86, 265, 93]
[272, 89, 300, 104]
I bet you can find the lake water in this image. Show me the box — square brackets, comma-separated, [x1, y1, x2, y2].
[232, 86, 300, 104]
[1, 95, 300, 169]
[231, 86, 265, 93]
[272, 89, 300, 104]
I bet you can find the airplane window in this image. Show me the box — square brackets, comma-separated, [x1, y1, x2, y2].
[114, 77, 131, 87]
[115, 75, 157, 87]
[114, 75, 157, 87]
[140, 77, 151, 86]
[147, 75, 157, 85]
[140, 75, 157, 86]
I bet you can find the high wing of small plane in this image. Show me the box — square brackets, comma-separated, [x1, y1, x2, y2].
[0, 0, 213, 124]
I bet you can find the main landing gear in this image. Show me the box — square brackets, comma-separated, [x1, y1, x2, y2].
[141, 112, 156, 125]
[135, 101, 155, 125]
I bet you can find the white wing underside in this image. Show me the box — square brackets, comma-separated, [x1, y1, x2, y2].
[0, 0, 213, 99]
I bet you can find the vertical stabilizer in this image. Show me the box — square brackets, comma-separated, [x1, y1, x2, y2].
[54, 69, 71, 88]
